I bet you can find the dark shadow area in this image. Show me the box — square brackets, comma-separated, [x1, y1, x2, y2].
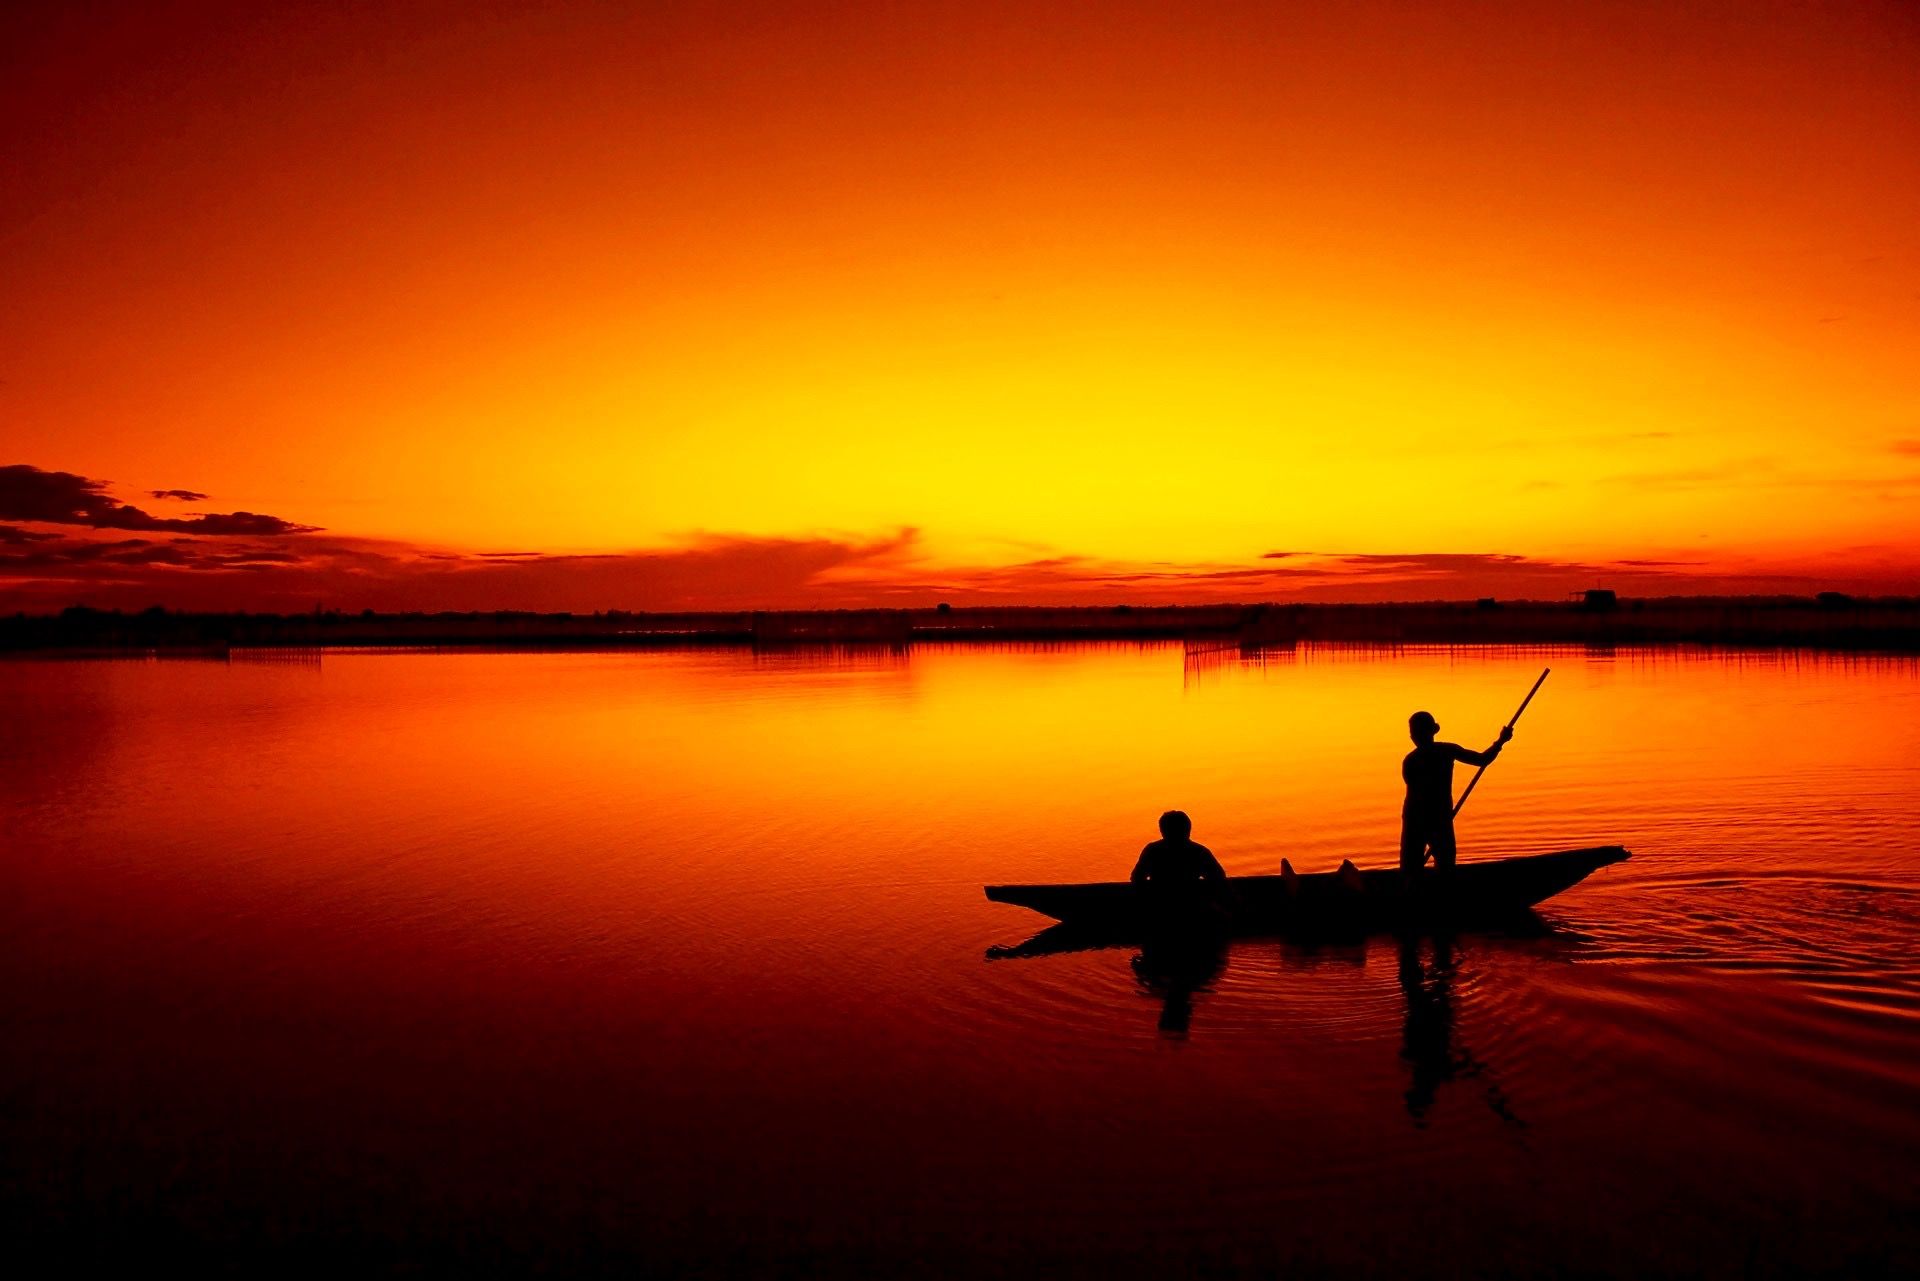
[8, 597, 1920, 654]
[985, 922, 1133, 961]
[989, 910, 1571, 1065]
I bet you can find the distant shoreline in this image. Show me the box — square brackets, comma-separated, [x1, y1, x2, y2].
[5, 595, 1919, 654]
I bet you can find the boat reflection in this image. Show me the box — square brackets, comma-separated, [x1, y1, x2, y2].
[991, 919, 1569, 1120]
[985, 922, 1127, 961]
[984, 922, 1228, 1036]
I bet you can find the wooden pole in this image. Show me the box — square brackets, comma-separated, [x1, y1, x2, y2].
[1451, 667, 1549, 819]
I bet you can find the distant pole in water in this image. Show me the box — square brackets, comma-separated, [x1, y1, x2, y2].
[1451, 667, 1550, 819]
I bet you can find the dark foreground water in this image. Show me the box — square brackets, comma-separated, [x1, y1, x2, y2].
[3, 644, 1917, 1277]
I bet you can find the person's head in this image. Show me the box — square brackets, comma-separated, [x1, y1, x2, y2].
[1408, 711, 1439, 744]
[1158, 810, 1192, 840]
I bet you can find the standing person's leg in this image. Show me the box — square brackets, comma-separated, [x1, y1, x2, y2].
[1429, 824, 1457, 877]
[1399, 823, 1428, 875]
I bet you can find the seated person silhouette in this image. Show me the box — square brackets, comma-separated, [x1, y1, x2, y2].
[1401, 711, 1511, 877]
[1130, 810, 1226, 916]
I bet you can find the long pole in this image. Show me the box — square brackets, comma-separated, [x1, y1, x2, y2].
[1451, 667, 1549, 819]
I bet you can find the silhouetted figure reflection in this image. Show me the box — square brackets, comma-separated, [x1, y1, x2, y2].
[1397, 933, 1457, 1124]
[1132, 932, 1227, 1036]
[1396, 933, 1527, 1130]
[1401, 711, 1511, 880]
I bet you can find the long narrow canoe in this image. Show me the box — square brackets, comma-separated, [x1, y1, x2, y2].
[986, 845, 1629, 935]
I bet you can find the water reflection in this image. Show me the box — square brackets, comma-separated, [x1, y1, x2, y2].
[986, 925, 1229, 1036]
[991, 918, 1561, 1121]
[1131, 933, 1229, 1036]
[1397, 933, 1454, 1122]
[6, 646, 1919, 1275]
[1397, 932, 1532, 1131]
[985, 923, 1120, 960]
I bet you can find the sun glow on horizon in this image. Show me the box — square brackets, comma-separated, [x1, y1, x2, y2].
[3, 1, 1918, 609]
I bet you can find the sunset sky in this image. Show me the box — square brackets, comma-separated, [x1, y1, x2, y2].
[4, 0, 1917, 611]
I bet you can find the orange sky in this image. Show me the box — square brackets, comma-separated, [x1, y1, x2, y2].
[3, 0, 1918, 610]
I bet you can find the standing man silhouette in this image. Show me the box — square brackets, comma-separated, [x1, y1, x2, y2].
[1400, 712, 1511, 877]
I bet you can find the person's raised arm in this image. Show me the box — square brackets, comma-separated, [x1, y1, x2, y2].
[1449, 725, 1513, 768]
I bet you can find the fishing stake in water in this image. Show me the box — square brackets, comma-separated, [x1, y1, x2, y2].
[1451, 667, 1549, 819]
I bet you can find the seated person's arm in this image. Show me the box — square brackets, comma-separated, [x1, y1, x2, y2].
[1200, 844, 1227, 883]
[1130, 845, 1154, 884]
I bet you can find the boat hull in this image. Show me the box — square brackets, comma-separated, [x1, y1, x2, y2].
[985, 845, 1629, 935]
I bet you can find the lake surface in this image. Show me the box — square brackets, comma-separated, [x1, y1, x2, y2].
[4, 644, 1918, 1277]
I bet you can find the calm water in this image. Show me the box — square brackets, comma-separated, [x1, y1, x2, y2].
[3, 644, 1918, 1277]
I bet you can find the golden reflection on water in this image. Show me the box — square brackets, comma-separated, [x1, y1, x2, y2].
[2, 643, 1918, 1275]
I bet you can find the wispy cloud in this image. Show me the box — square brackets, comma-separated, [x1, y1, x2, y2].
[851, 549, 1877, 607]
[1601, 453, 1920, 494]
[0, 522, 926, 613]
[1417, 429, 1680, 456]
[1599, 458, 1776, 490]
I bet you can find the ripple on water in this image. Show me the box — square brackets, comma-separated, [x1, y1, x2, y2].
[1574, 874, 1920, 999]
[6, 647, 1920, 1276]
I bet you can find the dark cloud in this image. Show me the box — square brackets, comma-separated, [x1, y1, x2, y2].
[0, 537, 196, 569]
[0, 526, 925, 613]
[0, 524, 58, 545]
[0, 465, 317, 535]
[149, 489, 209, 502]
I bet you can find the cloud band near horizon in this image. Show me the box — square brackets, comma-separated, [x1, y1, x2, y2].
[1, 463, 1913, 613]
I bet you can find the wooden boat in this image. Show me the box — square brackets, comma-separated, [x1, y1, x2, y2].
[985, 845, 1629, 936]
